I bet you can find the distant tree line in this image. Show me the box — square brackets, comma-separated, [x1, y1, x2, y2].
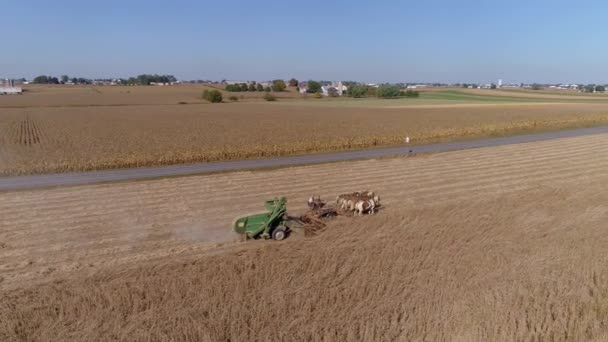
[31, 74, 177, 85]
[346, 83, 419, 99]
[32, 75, 61, 84]
[225, 80, 286, 92]
[125, 74, 177, 85]
[584, 84, 606, 93]
[225, 82, 267, 92]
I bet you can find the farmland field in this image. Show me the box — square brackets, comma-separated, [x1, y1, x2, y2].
[1, 133, 608, 341]
[2, 85, 608, 175]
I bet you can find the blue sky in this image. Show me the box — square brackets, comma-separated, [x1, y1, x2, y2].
[2, 0, 608, 83]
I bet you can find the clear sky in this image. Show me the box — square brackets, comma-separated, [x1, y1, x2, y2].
[2, 0, 608, 83]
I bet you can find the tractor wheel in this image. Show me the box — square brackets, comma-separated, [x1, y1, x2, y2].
[272, 228, 286, 241]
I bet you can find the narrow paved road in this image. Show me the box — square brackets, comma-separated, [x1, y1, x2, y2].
[2, 126, 607, 192]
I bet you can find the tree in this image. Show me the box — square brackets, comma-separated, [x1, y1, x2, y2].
[271, 79, 287, 92]
[348, 84, 368, 98]
[132, 74, 177, 85]
[401, 90, 420, 98]
[203, 89, 223, 103]
[264, 86, 271, 92]
[33, 75, 50, 84]
[248, 83, 257, 91]
[288, 78, 298, 87]
[327, 87, 339, 97]
[256, 84, 264, 92]
[61, 75, 69, 84]
[240, 83, 248, 92]
[225, 84, 242, 92]
[263, 92, 277, 101]
[376, 84, 401, 98]
[531, 83, 543, 90]
[595, 85, 605, 92]
[490, 83, 497, 89]
[307, 80, 322, 93]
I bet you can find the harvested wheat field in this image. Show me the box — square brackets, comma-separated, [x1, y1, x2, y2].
[4, 87, 608, 175]
[1, 133, 608, 341]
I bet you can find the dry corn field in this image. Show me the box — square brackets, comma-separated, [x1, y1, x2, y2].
[3, 85, 608, 175]
[1, 133, 608, 341]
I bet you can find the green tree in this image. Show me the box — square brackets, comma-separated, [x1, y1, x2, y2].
[376, 84, 400, 98]
[595, 85, 605, 92]
[348, 84, 368, 98]
[531, 83, 543, 90]
[490, 83, 497, 89]
[288, 78, 298, 87]
[61, 75, 69, 84]
[203, 89, 223, 103]
[248, 83, 257, 91]
[263, 92, 277, 101]
[33, 75, 50, 84]
[402, 90, 420, 98]
[225, 84, 242, 92]
[264, 86, 271, 92]
[271, 79, 287, 92]
[306, 81, 322, 93]
[240, 83, 248, 92]
[256, 84, 264, 92]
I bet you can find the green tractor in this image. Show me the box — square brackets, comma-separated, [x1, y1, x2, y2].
[233, 197, 296, 240]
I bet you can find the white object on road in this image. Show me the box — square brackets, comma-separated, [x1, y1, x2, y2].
[405, 136, 410, 144]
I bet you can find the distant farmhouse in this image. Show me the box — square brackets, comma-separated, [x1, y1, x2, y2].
[299, 81, 348, 96]
[0, 79, 22, 95]
[225, 80, 272, 87]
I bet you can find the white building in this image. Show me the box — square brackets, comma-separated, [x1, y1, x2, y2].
[406, 84, 428, 89]
[0, 79, 22, 95]
[498, 79, 503, 88]
[321, 81, 348, 96]
[298, 82, 308, 94]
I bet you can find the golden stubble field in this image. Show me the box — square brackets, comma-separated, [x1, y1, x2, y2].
[3, 85, 608, 175]
[1, 134, 608, 341]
